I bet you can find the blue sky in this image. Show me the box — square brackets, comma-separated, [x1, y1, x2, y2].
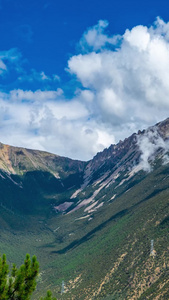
[1, 0, 169, 160]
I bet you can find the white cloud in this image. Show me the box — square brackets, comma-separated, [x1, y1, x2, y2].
[68, 17, 169, 130]
[79, 20, 120, 51]
[0, 59, 6, 74]
[0, 48, 21, 62]
[40, 71, 49, 80]
[53, 74, 60, 81]
[8, 88, 63, 102]
[124, 26, 150, 51]
[68, 52, 102, 87]
[0, 89, 114, 160]
[137, 127, 169, 172]
[0, 48, 22, 75]
[19, 69, 60, 83]
[2, 18, 169, 161]
[98, 88, 124, 117]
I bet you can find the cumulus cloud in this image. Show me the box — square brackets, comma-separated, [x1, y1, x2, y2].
[0, 89, 115, 160]
[68, 17, 169, 138]
[79, 20, 120, 51]
[8, 88, 63, 102]
[2, 18, 169, 160]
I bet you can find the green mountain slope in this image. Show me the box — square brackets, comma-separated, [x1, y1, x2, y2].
[0, 118, 169, 299]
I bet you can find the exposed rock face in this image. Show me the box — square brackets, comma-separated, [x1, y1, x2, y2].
[157, 117, 169, 139]
[0, 143, 86, 176]
[0, 144, 86, 214]
[84, 117, 169, 182]
[1, 118, 169, 299]
[66, 117, 169, 214]
[0, 117, 169, 215]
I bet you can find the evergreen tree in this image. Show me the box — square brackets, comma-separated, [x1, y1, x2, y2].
[0, 254, 56, 300]
[40, 290, 57, 300]
[0, 254, 8, 299]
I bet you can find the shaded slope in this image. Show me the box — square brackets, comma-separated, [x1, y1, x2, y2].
[43, 161, 169, 299]
[0, 118, 169, 299]
[0, 143, 86, 214]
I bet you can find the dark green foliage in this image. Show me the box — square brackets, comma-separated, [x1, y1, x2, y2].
[0, 253, 39, 300]
[40, 290, 57, 300]
[0, 254, 56, 300]
[1, 125, 169, 299]
[0, 254, 8, 299]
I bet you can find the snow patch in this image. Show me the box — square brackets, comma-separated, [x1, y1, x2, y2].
[84, 201, 98, 212]
[54, 202, 73, 212]
[87, 202, 104, 213]
[70, 189, 82, 199]
[110, 194, 116, 200]
[75, 215, 90, 220]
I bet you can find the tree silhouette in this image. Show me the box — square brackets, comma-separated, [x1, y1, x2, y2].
[0, 253, 56, 300]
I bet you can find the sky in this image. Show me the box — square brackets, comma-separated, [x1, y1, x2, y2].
[1, 0, 169, 161]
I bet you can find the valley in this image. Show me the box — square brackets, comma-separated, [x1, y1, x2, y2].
[0, 118, 169, 299]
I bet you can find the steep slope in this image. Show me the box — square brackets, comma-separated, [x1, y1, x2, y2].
[0, 143, 86, 214]
[67, 118, 169, 217]
[0, 118, 169, 299]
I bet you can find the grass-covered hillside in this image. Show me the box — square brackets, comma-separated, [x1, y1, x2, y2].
[0, 118, 169, 299]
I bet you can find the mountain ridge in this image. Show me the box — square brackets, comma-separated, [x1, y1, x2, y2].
[0, 118, 169, 299]
[0, 117, 169, 216]
[1, 116, 169, 176]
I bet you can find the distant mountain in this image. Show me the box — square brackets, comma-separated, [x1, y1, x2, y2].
[0, 118, 169, 299]
[0, 143, 86, 214]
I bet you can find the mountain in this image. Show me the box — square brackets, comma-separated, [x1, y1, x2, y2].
[0, 143, 86, 214]
[0, 118, 169, 299]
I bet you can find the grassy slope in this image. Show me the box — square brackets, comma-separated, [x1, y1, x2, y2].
[0, 158, 169, 299]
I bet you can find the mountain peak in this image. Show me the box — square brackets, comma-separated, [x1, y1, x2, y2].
[1, 118, 169, 299]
